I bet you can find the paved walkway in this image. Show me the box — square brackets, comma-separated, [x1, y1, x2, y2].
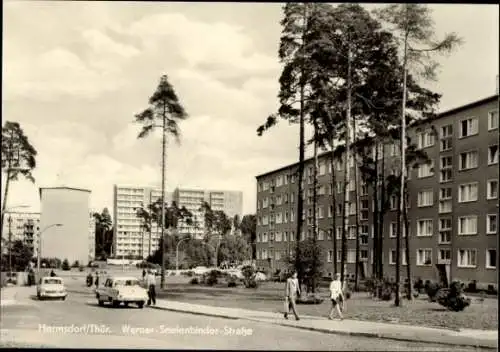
[151, 299, 498, 349]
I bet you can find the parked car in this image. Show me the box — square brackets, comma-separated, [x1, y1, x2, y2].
[37, 277, 67, 300]
[95, 276, 148, 308]
[193, 266, 209, 275]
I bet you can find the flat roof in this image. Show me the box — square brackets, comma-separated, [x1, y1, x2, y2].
[256, 94, 499, 179]
[39, 187, 92, 198]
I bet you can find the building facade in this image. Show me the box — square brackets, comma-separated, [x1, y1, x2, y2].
[39, 187, 92, 265]
[1, 211, 40, 255]
[113, 185, 244, 258]
[112, 185, 172, 259]
[173, 188, 244, 240]
[255, 95, 499, 289]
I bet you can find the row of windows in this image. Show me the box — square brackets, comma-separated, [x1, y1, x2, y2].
[257, 111, 499, 193]
[257, 213, 498, 243]
[257, 247, 497, 270]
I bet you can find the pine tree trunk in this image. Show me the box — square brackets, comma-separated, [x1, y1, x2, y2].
[295, 3, 308, 285]
[372, 143, 379, 279]
[1, 169, 12, 234]
[312, 131, 319, 293]
[403, 191, 412, 300]
[160, 107, 168, 289]
[378, 146, 386, 280]
[395, 188, 401, 307]
[341, 42, 353, 287]
[330, 153, 338, 274]
[353, 126, 361, 292]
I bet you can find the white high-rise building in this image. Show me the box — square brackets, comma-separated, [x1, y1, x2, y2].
[1, 211, 40, 255]
[112, 185, 172, 259]
[113, 185, 244, 258]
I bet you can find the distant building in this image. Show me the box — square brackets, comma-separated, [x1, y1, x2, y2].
[39, 187, 92, 265]
[112, 185, 173, 259]
[173, 188, 243, 240]
[1, 211, 40, 255]
[112, 185, 244, 259]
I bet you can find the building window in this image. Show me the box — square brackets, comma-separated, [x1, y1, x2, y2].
[417, 189, 434, 207]
[360, 233, 368, 245]
[389, 250, 407, 265]
[438, 249, 451, 264]
[417, 219, 433, 237]
[487, 214, 497, 234]
[416, 249, 432, 266]
[440, 138, 452, 152]
[439, 218, 452, 244]
[347, 226, 356, 240]
[459, 117, 479, 138]
[440, 169, 452, 183]
[389, 195, 397, 210]
[439, 187, 452, 213]
[417, 131, 435, 149]
[319, 162, 326, 175]
[486, 249, 497, 269]
[487, 179, 498, 199]
[336, 226, 342, 240]
[347, 249, 356, 263]
[360, 250, 369, 261]
[457, 249, 477, 268]
[360, 210, 369, 221]
[360, 182, 368, 196]
[458, 216, 477, 235]
[318, 230, 325, 241]
[459, 151, 478, 170]
[488, 110, 499, 130]
[417, 162, 434, 178]
[458, 182, 478, 203]
[440, 155, 452, 169]
[389, 222, 398, 238]
[440, 124, 453, 138]
[327, 250, 333, 263]
[488, 145, 499, 165]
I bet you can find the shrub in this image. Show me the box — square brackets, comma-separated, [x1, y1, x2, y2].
[190, 277, 199, 285]
[228, 280, 237, 288]
[426, 282, 443, 302]
[241, 265, 254, 280]
[71, 260, 80, 268]
[436, 281, 471, 312]
[186, 271, 194, 277]
[61, 259, 70, 271]
[244, 278, 258, 288]
[206, 270, 218, 286]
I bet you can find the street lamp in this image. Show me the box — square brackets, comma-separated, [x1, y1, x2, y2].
[176, 237, 190, 271]
[37, 223, 63, 273]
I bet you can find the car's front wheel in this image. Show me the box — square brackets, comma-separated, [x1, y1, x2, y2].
[137, 301, 144, 309]
[61, 296, 66, 301]
[112, 299, 120, 308]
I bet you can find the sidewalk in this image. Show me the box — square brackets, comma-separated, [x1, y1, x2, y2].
[1, 286, 35, 307]
[151, 299, 498, 349]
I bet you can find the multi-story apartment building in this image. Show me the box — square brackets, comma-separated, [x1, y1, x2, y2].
[113, 185, 244, 258]
[40, 187, 92, 265]
[88, 212, 96, 262]
[113, 185, 172, 259]
[173, 188, 244, 240]
[255, 95, 499, 289]
[1, 211, 40, 254]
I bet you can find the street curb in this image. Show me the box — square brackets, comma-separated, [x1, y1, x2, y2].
[149, 305, 239, 320]
[151, 304, 497, 349]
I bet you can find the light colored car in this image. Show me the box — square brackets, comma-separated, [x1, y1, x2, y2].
[37, 277, 67, 300]
[95, 276, 148, 308]
[193, 266, 210, 275]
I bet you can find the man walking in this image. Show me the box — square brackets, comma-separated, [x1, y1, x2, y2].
[328, 273, 344, 320]
[284, 271, 300, 320]
[146, 269, 156, 306]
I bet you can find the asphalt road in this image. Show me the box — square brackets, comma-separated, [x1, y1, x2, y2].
[0, 287, 489, 351]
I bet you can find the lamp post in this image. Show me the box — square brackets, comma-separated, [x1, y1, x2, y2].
[176, 237, 190, 271]
[37, 223, 63, 274]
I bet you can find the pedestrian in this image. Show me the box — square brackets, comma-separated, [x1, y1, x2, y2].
[50, 270, 56, 277]
[146, 269, 156, 306]
[95, 273, 99, 288]
[142, 269, 146, 279]
[284, 271, 300, 321]
[328, 273, 344, 320]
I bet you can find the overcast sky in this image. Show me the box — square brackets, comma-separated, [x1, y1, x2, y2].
[2, 2, 499, 216]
